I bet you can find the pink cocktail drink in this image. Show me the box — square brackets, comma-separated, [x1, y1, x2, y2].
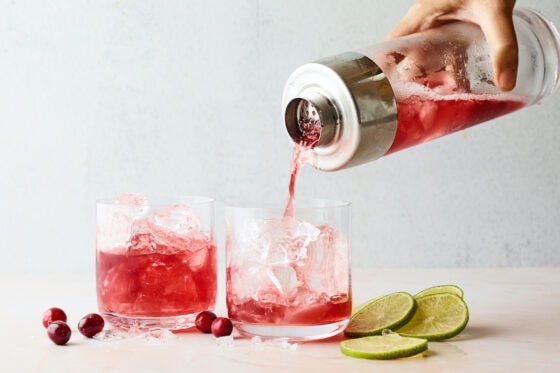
[227, 292, 351, 325]
[96, 195, 216, 331]
[388, 95, 527, 154]
[97, 235, 216, 318]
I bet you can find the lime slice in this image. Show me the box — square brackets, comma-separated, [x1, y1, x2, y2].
[415, 284, 464, 299]
[396, 293, 469, 341]
[340, 334, 428, 360]
[344, 292, 416, 338]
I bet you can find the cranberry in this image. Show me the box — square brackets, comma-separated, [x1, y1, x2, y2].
[211, 317, 233, 337]
[77, 313, 105, 338]
[47, 320, 72, 345]
[195, 311, 217, 333]
[42, 307, 67, 328]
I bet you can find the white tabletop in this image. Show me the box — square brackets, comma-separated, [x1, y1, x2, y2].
[2, 267, 559, 372]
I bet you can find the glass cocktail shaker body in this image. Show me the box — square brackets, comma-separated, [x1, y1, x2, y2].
[282, 8, 560, 170]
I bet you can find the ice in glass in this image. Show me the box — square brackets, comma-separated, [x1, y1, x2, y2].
[96, 194, 216, 331]
[226, 200, 352, 341]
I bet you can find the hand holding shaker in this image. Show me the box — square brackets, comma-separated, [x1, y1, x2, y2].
[282, 8, 560, 171]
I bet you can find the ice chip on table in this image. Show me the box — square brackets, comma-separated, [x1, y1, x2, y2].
[216, 335, 236, 349]
[93, 328, 125, 342]
[140, 328, 177, 344]
[251, 336, 298, 351]
[92, 327, 176, 344]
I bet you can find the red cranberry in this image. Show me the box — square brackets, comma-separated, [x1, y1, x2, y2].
[195, 311, 217, 333]
[77, 313, 105, 338]
[42, 307, 67, 328]
[211, 317, 233, 337]
[47, 321, 72, 345]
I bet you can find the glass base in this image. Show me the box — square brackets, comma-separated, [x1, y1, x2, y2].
[233, 319, 349, 342]
[101, 312, 199, 332]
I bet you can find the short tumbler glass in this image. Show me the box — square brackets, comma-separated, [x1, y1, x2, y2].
[226, 199, 352, 341]
[96, 195, 217, 331]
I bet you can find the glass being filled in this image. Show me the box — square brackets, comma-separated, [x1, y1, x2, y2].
[226, 200, 352, 341]
[226, 118, 351, 341]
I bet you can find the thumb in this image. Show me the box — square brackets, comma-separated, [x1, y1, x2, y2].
[478, 10, 518, 91]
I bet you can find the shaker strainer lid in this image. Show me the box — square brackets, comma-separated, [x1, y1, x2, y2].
[284, 91, 340, 148]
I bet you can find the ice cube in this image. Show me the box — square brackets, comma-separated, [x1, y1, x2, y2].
[266, 265, 297, 296]
[231, 217, 324, 300]
[151, 204, 201, 233]
[216, 335, 236, 349]
[251, 336, 298, 351]
[97, 206, 136, 251]
[139, 328, 177, 344]
[114, 193, 147, 207]
[126, 232, 158, 253]
[289, 218, 320, 245]
[126, 218, 169, 253]
[113, 193, 150, 225]
[123, 200, 210, 256]
[234, 257, 277, 299]
[127, 218, 206, 255]
[258, 218, 320, 265]
[304, 224, 350, 294]
[93, 328, 125, 342]
[186, 240, 210, 270]
[99, 261, 139, 310]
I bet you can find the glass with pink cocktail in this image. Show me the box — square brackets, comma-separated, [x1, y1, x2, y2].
[96, 194, 216, 331]
[226, 199, 352, 341]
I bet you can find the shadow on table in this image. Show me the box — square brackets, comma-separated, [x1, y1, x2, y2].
[450, 324, 504, 341]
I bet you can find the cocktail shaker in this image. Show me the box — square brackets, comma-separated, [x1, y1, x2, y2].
[282, 7, 560, 171]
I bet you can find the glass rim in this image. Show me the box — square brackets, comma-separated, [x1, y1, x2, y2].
[225, 198, 351, 210]
[96, 195, 215, 207]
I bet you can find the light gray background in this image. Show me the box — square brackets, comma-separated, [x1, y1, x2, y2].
[1, 0, 559, 274]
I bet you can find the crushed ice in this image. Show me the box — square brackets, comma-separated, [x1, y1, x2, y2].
[93, 328, 126, 342]
[140, 328, 177, 344]
[92, 327, 176, 344]
[251, 336, 298, 351]
[216, 335, 236, 349]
